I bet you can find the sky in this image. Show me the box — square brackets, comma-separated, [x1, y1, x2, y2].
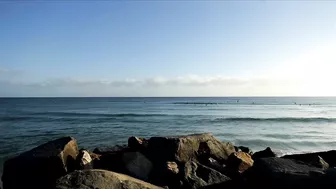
[1, 1, 336, 97]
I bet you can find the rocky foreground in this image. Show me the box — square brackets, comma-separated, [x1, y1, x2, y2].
[1, 133, 336, 189]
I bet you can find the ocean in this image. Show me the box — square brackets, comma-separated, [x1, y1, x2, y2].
[1, 97, 336, 172]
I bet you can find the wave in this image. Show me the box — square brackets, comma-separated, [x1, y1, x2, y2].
[28, 112, 172, 117]
[214, 117, 336, 123]
[173, 102, 225, 105]
[0, 112, 197, 122]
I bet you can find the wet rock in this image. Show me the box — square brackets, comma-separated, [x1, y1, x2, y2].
[122, 152, 153, 181]
[227, 152, 253, 173]
[246, 157, 325, 189]
[252, 147, 276, 159]
[182, 161, 231, 189]
[128, 136, 148, 150]
[282, 150, 336, 167]
[55, 169, 164, 189]
[2, 136, 78, 189]
[148, 133, 235, 164]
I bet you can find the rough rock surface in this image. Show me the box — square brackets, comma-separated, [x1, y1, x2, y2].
[55, 169, 164, 189]
[129, 136, 148, 150]
[246, 157, 325, 189]
[201, 157, 226, 173]
[167, 161, 179, 174]
[227, 152, 253, 173]
[282, 150, 336, 167]
[181, 161, 231, 189]
[2, 136, 78, 189]
[252, 147, 276, 159]
[76, 150, 93, 169]
[123, 152, 153, 181]
[149, 161, 182, 189]
[148, 133, 235, 164]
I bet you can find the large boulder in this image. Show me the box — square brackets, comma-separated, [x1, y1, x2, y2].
[282, 150, 336, 167]
[55, 169, 164, 189]
[246, 157, 325, 189]
[122, 152, 153, 181]
[148, 133, 235, 164]
[181, 161, 231, 189]
[227, 152, 253, 173]
[252, 147, 276, 159]
[2, 136, 78, 189]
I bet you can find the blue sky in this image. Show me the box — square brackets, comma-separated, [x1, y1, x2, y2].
[1, 1, 336, 96]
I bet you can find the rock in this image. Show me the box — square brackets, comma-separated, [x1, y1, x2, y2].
[227, 152, 253, 173]
[88, 151, 101, 161]
[182, 161, 231, 189]
[167, 161, 179, 174]
[76, 150, 93, 169]
[55, 169, 164, 189]
[202, 157, 226, 173]
[91, 145, 133, 173]
[129, 136, 148, 150]
[122, 152, 153, 181]
[246, 157, 325, 189]
[93, 144, 130, 155]
[197, 180, 246, 189]
[252, 147, 276, 159]
[149, 161, 182, 189]
[237, 146, 253, 155]
[148, 133, 235, 164]
[282, 150, 336, 167]
[2, 136, 78, 189]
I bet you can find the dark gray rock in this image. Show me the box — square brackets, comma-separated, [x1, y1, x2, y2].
[149, 161, 182, 189]
[202, 157, 226, 173]
[122, 152, 153, 181]
[55, 169, 164, 189]
[148, 133, 235, 164]
[93, 144, 130, 155]
[282, 150, 336, 167]
[181, 161, 231, 189]
[246, 157, 325, 189]
[2, 136, 78, 189]
[252, 147, 276, 159]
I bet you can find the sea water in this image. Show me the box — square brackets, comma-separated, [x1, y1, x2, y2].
[1, 97, 336, 171]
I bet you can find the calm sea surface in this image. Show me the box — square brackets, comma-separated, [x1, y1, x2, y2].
[1, 97, 336, 171]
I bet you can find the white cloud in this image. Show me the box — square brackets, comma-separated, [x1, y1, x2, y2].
[0, 73, 312, 97]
